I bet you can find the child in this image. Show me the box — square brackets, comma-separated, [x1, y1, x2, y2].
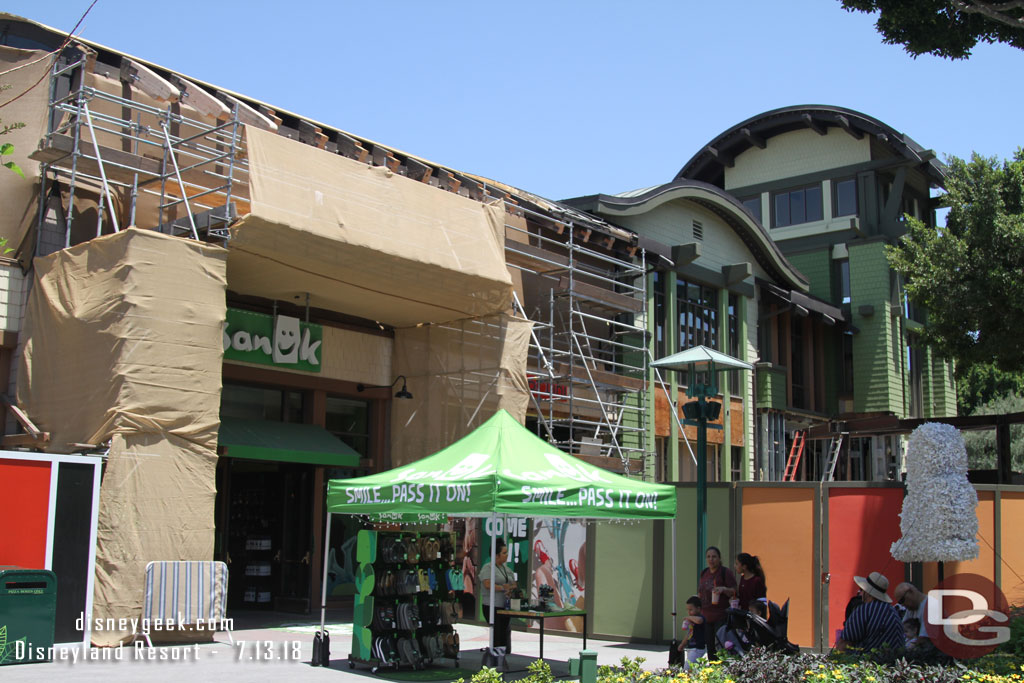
[903, 617, 921, 649]
[676, 595, 706, 669]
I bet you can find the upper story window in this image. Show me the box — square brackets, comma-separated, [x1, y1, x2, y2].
[677, 279, 718, 351]
[772, 184, 823, 228]
[653, 271, 666, 358]
[835, 258, 851, 305]
[834, 178, 857, 217]
[741, 196, 762, 223]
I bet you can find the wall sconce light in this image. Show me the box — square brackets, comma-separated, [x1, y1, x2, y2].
[357, 375, 414, 400]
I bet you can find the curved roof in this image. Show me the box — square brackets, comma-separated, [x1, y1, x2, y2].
[564, 179, 809, 292]
[677, 105, 948, 188]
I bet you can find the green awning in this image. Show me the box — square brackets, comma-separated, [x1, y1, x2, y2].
[218, 417, 360, 467]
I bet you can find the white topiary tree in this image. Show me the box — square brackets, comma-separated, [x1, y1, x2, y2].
[891, 422, 979, 562]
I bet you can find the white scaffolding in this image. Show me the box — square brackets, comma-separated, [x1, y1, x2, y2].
[504, 203, 650, 476]
[31, 49, 247, 252]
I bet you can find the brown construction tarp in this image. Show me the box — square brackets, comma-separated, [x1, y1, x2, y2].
[390, 314, 533, 467]
[17, 227, 226, 645]
[228, 126, 513, 327]
[0, 46, 53, 258]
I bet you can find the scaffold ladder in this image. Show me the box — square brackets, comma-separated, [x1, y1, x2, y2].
[783, 430, 806, 481]
[822, 433, 846, 482]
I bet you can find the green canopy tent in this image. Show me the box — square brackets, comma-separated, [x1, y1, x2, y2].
[320, 409, 677, 651]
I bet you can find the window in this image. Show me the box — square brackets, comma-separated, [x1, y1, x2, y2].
[840, 331, 854, 395]
[790, 316, 805, 409]
[728, 294, 740, 394]
[221, 383, 304, 422]
[834, 178, 857, 217]
[677, 279, 719, 386]
[835, 258, 851, 305]
[325, 395, 369, 455]
[741, 196, 762, 223]
[677, 279, 718, 351]
[773, 184, 823, 228]
[653, 271, 666, 358]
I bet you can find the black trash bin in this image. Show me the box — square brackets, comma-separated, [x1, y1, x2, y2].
[0, 569, 57, 665]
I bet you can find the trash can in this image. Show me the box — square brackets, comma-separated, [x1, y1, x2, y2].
[0, 569, 57, 665]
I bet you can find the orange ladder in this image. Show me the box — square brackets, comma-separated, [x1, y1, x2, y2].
[783, 430, 806, 481]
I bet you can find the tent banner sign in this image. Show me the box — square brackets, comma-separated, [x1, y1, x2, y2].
[327, 412, 676, 520]
[223, 308, 322, 372]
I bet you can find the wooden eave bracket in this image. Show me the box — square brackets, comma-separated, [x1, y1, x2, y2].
[298, 120, 328, 149]
[1, 394, 50, 448]
[120, 58, 180, 103]
[722, 262, 752, 285]
[169, 75, 231, 120]
[215, 92, 279, 132]
[334, 132, 370, 163]
[836, 115, 864, 140]
[706, 144, 734, 168]
[405, 157, 433, 183]
[802, 113, 828, 136]
[740, 127, 766, 149]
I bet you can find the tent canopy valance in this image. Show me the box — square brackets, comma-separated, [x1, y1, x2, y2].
[325, 410, 676, 520]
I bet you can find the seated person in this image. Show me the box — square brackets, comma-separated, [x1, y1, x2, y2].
[893, 582, 933, 652]
[834, 572, 905, 656]
[903, 617, 921, 649]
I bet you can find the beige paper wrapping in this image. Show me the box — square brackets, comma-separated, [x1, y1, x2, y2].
[16, 228, 226, 645]
[18, 228, 227, 450]
[228, 126, 513, 327]
[0, 46, 53, 254]
[390, 314, 532, 467]
[91, 432, 218, 645]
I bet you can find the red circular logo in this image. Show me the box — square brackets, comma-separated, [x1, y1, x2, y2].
[923, 573, 1010, 659]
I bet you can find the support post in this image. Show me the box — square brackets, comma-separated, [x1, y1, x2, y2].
[319, 511, 333, 633]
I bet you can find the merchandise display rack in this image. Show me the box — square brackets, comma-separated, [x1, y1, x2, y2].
[348, 529, 462, 673]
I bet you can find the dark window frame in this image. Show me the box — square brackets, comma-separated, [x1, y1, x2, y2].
[833, 177, 858, 218]
[772, 184, 823, 228]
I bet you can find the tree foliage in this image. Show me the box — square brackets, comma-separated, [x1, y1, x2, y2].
[957, 362, 1024, 414]
[888, 149, 1024, 374]
[841, 0, 1024, 59]
[962, 392, 1024, 471]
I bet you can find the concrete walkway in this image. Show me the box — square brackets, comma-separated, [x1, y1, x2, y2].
[2, 610, 669, 682]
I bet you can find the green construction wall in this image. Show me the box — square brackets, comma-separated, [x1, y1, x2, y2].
[591, 519, 656, 639]
[849, 241, 904, 415]
[658, 484, 733, 641]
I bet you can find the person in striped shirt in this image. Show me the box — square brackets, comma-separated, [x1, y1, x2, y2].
[835, 571, 906, 657]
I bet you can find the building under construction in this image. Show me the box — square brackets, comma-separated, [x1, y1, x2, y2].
[0, 13, 656, 645]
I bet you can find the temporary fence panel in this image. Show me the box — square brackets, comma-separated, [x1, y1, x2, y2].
[0, 452, 102, 647]
[738, 484, 818, 649]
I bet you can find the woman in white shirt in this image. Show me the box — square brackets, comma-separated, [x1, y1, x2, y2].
[480, 538, 516, 649]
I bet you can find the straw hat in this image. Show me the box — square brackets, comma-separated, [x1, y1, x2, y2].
[854, 572, 892, 603]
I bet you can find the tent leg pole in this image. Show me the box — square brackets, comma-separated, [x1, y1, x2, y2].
[320, 511, 333, 633]
[488, 512, 497, 651]
[671, 517, 677, 638]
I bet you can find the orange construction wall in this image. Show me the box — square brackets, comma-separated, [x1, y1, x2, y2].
[921, 490, 997, 592]
[0, 458, 51, 568]
[1000, 492, 1024, 606]
[740, 486, 817, 648]
[827, 488, 905, 644]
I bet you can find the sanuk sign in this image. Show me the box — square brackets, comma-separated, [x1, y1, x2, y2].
[223, 308, 322, 372]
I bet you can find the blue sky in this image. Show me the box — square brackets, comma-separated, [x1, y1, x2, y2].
[7, 1, 1022, 201]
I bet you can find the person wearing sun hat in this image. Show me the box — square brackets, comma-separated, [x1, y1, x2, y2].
[834, 571, 906, 656]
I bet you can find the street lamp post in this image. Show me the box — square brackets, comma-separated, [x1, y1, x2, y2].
[652, 347, 751, 578]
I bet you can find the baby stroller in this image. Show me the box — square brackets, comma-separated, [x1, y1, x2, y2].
[717, 598, 799, 656]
